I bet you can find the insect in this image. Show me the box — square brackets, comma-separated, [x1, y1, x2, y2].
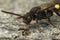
[1, 0, 60, 27]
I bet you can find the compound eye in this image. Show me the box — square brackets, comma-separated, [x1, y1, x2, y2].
[54, 4, 60, 9]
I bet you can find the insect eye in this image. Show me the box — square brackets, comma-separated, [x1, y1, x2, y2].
[54, 4, 60, 9]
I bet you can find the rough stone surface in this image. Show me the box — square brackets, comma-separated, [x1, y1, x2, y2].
[0, 0, 60, 40]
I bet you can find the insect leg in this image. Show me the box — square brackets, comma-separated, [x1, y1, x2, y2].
[47, 18, 56, 27]
[54, 11, 60, 16]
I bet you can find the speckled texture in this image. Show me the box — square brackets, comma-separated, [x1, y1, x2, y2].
[0, 0, 60, 40]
